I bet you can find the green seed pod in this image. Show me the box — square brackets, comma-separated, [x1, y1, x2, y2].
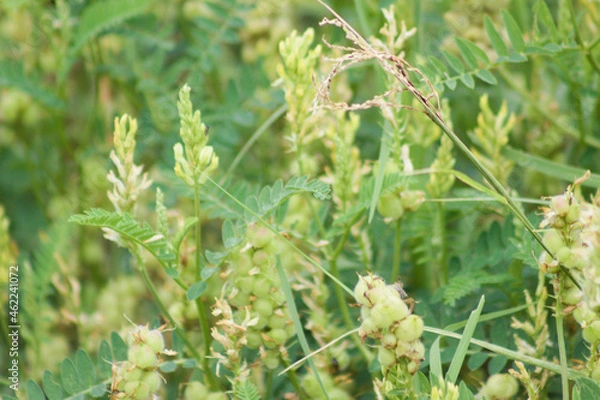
[550, 195, 570, 215]
[140, 370, 162, 393]
[184, 381, 210, 399]
[269, 328, 288, 346]
[254, 298, 274, 318]
[128, 344, 158, 369]
[583, 320, 600, 343]
[483, 373, 519, 399]
[542, 230, 565, 253]
[370, 297, 410, 329]
[394, 315, 424, 343]
[247, 223, 273, 249]
[378, 346, 397, 368]
[145, 330, 165, 353]
[377, 192, 405, 220]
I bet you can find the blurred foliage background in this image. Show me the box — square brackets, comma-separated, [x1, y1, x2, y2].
[1, 0, 600, 398]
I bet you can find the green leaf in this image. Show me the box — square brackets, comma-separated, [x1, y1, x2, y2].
[159, 361, 178, 373]
[27, 380, 46, 400]
[111, 332, 128, 361]
[75, 349, 96, 388]
[368, 124, 392, 223]
[534, 0, 558, 41]
[61, 0, 152, 81]
[455, 38, 478, 69]
[201, 266, 219, 280]
[457, 37, 490, 65]
[205, 250, 227, 265]
[444, 78, 458, 90]
[90, 383, 108, 398]
[222, 219, 242, 249]
[501, 11, 526, 52]
[442, 50, 464, 73]
[446, 296, 485, 384]
[429, 337, 443, 379]
[69, 209, 176, 268]
[187, 281, 207, 300]
[43, 371, 63, 400]
[507, 53, 527, 63]
[468, 352, 489, 371]
[503, 147, 600, 188]
[428, 56, 448, 75]
[0, 60, 65, 110]
[459, 73, 475, 89]
[488, 354, 508, 375]
[98, 340, 113, 379]
[234, 380, 261, 400]
[458, 382, 476, 400]
[576, 377, 600, 398]
[60, 358, 80, 395]
[275, 256, 329, 399]
[484, 16, 508, 57]
[475, 69, 497, 85]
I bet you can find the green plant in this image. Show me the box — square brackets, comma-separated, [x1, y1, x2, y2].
[2, 1, 600, 399]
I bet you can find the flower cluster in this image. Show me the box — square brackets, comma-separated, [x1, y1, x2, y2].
[111, 325, 169, 399]
[354, 274, 424, 374]
[173, 84, 219, 188]
[224, 222, 295, 369]
[538, 175, 600, 377]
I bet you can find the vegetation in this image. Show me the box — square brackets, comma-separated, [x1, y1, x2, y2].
[1, 0, 600, 399]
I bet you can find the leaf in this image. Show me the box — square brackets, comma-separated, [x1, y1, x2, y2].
[90, 383, 108, 398]
[458, 382, 476, 400]
[69, 209, 176, 268]
[502, 10, 526, 52]
[27, 380, 46, 400]
[484, 16, 508, 57]
[187, 281, 207, 300]
[503, 147, 600, 188]
[468, 352, 489, 371]
[159, 361, 178, 373]
[222, 219, 242, 249]
[488, 354, 508, 375]
[576, 377, 600, 399]
[0, 60, 65, 109]
[76, 349, 96, 388]
[275, 256, 329, 399]
[475, 70, 497, 85]
[60, 358, 80, 395]
[111, 332, 128, 362]
[442, 50, 464, 73]
[97, 340, 113, 379]
[455, 38, 478, 69]
[429, 337, 443, 379]
[534, 0, 558, 41]
[61, 0, 152, 81]
[459, 73, 475, 89]
[368, 126, 393, 223]
[446, 296, 485, 383]
[234, 380, 261, 400]
[43, 371, 63, 400]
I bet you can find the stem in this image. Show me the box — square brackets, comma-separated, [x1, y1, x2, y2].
[554, 280, 570, 400]
[391, 218, 402, 282]
[436, 201, 448, 287]
[282, 358, 308, 399]
[193, 186, 218, 390]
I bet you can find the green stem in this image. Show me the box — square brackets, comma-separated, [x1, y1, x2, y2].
[137, 261, 200, 361]
[436, 201, 448, 287]
[193, 186, 218, 390]
[554, 280, 570, 400]
[283, 358, 308, 399]
[391, 218, 402, 282]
